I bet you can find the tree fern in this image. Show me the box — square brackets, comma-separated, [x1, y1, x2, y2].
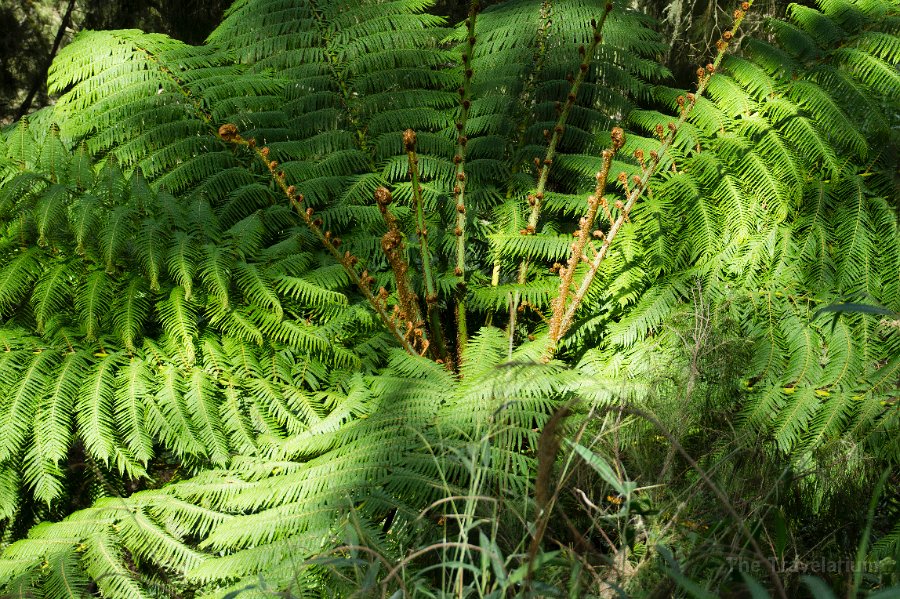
[0, 0, 895, 595]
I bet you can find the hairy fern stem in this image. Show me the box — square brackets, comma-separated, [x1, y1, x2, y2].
[219, 125, 423, 356]
[547, 0, 754, 352]
[404, 129, 449, 362]
[509, 2, 614, 337]
[452, 1, 480, 361]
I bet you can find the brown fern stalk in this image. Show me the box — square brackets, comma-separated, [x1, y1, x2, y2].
[376, 186, 429, 355]
[509, 3, 614, 346]
[516, 3, 614, 283]
[526, 404, 572, 587]
[451, 0, 479, 360]
[404, 129, 450, 362]
[548, 129, 624, 343]
[548, 1, 753, 348]
[218, 125, 421, 357]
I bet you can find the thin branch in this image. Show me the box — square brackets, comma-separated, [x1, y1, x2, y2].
[521, 3, 614, 241]
[509, 2, 615, 340]
[376, 186, 429, 354]
[15, 0, 76, 121]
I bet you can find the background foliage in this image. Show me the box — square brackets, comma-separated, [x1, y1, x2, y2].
[0, 0, 806, 124]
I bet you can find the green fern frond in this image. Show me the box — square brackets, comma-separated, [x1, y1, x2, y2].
[77, 270, 113, 341]
[0, 350, 56, 463]
[24, 350, 87, 505]
[115, 357, 155, 465]
[33, 183, 69, 246]
[233, 261, 282, 319]
[199, 244, 232, 310]
[185, 367, 230, 467]
[113, 277, 151, 352]
[0, 249, 42, 316]
[166, 231, 198, 300]
[136, 218, 168, 292]
[76, 352, 121, 467]
[148, 363, 206, 460]
[31, 261, 73, 333]
[156, 287, 197, 365]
